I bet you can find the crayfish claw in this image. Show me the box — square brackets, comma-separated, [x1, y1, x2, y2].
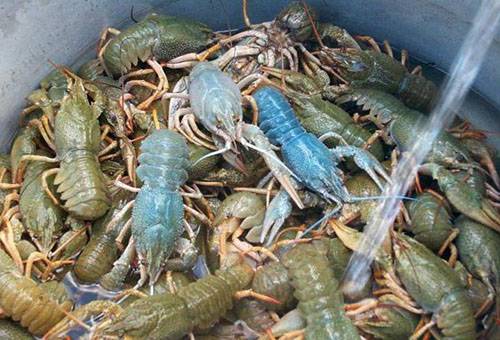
[479, 200, 500, 232]
[239, 123, 304, 209]
[425, 163, 500, 233]
[333, 145, 391, 190]
[260, 189, 293, 245]
[223, 151, 248, 175]
[277, 174, 304, 210]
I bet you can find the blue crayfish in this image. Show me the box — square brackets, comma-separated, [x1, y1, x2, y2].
[253, 86, 390, 243]
[132, 129, 190, 287]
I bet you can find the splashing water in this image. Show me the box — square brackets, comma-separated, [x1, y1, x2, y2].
[342, 0, 500, 295]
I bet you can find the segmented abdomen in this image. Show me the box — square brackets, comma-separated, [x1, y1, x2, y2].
[132, 188, 184, 282]
[455, 215, 500, 318]
[252, 239, 354, 313]
[103, 15, 161, 76]
[282, 244, 360, 340]
[253, 86, 305, 145]
[54, 150, 110, 220]
[103, 263, 254, 339]
[335, 88, 401, 124]
[398, 73, 437, 112]
[177, 266, 246, 329]
[103, 14, 211, 76]
[136, 129, 190, 190]
[177, 262, 254, 328]
[435, 289, 476, 339]
[0, 250, 71, 336]
[39, 280, 72, 306]
[73, 220, 118, 284]
[408, 192, 454, 251]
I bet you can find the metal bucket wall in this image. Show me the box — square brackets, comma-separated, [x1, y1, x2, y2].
[1, 0, 499, 151]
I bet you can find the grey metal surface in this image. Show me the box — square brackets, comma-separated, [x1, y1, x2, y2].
[0, 0, 498, 151]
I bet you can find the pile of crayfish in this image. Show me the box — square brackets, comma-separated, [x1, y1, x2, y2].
[1, 1, 499, 339]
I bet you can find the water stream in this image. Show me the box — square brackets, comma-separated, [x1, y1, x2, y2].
[342, 0, 500, 295]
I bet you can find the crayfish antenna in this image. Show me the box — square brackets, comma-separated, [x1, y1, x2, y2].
[191, 147, 228, 167]
[192, 134, 232, 167]
[48, 59, 82, 81]
[348, 194, 418, 203]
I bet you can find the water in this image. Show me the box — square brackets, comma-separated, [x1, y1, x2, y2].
[342, 0, 500, 295]
[63, 273, 118, 307]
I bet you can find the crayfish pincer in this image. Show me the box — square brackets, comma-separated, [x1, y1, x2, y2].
[132, 129, 190, 287]
[100, 263, 254, 339]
